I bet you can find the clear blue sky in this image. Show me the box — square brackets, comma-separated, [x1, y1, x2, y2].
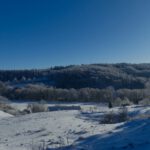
[0, 0, 150, 69]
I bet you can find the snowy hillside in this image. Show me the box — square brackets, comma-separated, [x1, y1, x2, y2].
[0, 103, 150, 150]
[0, 110, 13, 119]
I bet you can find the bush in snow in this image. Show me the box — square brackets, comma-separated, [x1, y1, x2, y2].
[101, 111, 116, 124]
[139, 98, 150, 106]
[0, 100, 22, 116]
[101, 107, 128, 124]
[118, 106, 128, 122]
[121, 97, 132, 106]
[27, 102, 48, 113]
[112, 97, 132, 107]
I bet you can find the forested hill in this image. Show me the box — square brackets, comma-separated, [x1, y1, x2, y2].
[0, 63, 150, 89]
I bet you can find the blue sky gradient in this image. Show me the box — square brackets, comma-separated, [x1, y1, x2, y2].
[0, 0, 150, 69]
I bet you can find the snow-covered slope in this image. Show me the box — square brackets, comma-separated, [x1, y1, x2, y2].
[0, 103, 150, 150]
[0, 109, 119, 150]
[0, 110, 13, 119]
[65, 118, 150, 150]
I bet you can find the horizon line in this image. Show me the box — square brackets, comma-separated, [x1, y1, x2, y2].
[0, 62, 150, 71]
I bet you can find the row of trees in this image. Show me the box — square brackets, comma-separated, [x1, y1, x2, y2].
[0, 82, 150, 104]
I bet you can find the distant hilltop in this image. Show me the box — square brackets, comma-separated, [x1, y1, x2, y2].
[0, 63, 150, 89]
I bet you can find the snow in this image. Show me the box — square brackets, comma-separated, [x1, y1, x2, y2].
[0, 102, 150, 150]
[66, 118, 150, 150]
[0, 110, 13, 119]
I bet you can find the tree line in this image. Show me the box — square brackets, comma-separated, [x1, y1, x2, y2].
[0, 82, 150, 104]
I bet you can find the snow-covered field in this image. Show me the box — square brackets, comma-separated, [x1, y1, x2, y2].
[0, 101, 150, 150]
